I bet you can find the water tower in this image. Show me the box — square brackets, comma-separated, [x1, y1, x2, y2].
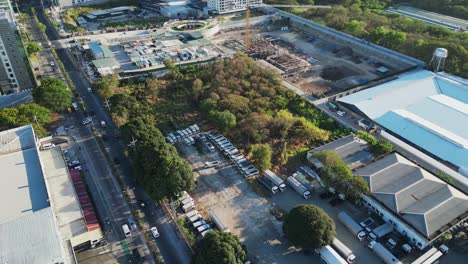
[430, 48, 448, 73]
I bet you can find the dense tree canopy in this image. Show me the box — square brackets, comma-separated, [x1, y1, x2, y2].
[192, 231, 247, 264]
[27, 42, 42, 55]
[33, 78, 72, 112]
[250, 144, 273, 172]
[0, 103, 50, 137]
[313, 150, 369, 201]
[283, 205, 336, 250]
[121, 117, 195, 201]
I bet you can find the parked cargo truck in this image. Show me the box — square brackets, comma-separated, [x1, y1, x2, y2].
[332, 238, 356, 263]
[209, 209, 230, 233]
[319, 245, 348, 264]
[264, 170, 286, 192]
[258, 175, 279, 194]
[368, 241, 402, 264]
[287, 176, 311, 199]
[368, 223, 393, 241]
[338, 211, 366, 241]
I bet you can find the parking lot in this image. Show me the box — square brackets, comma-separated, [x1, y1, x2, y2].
[172, 131, 382, 263]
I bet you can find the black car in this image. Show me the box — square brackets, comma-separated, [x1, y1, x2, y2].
[319, 191, 333, 200]
[113, 158, 120, 165]
[88, 110, 96, 117]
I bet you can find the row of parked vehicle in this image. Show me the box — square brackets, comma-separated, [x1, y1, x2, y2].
[185, 210, 213, 238]
[180, 191, 213, 238]
[166, 124, 200, 145]
[206, 131, 259, 178]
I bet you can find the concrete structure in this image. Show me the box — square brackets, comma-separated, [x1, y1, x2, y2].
[0, 18, 34, 94]
[88, 41, 114, 60]
[357, 153, 468, 250]
[0, 125, 65, 263]
[338, 70, 468, 177]
[83, 6, 136, 20]
[307, 135, 373, 170]
[92, 57, 119, 75]
[53, 0, 110, 9]
[208, 0, 263, 14]
[0, 0, 15, 26]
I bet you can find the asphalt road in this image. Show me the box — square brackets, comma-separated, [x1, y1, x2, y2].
[24, 13, 65, 83]
[36, 7, 192, 264]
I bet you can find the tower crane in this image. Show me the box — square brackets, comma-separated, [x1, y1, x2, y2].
[245, 2, 331, 51]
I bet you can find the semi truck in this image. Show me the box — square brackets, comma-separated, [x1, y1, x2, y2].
[319, 245, 348, 264]
[338, 211, 367, 241]
[264, 170, 286, 192]
[368, 241, 402, 264]
[332, 238, 356, 263]
[287, 176, 311, 199]
[258, 175, 279, 194]
[368, 223, 393, 241]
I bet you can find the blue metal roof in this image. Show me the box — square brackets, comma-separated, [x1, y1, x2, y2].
[338, 70, 468, 174]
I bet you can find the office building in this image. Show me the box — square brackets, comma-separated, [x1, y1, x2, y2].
[207, 0, 262, 14]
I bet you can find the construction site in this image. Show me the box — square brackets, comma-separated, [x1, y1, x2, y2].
[213, 7, 423, 98]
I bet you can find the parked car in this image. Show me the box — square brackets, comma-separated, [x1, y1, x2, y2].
[204, 161, 220, 168]
[150, 226, 160, 238]
[50, 61, 55, 66]
[197, 133, 206, 141]
[205, 142, 215, 152]
[128, 217, 137, 230]
[82, 118, 92, 125]
[337, 110, 346, 117]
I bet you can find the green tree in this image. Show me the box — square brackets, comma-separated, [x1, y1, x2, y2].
[32, 78, 72, 112]
[344, 20, 366, 36]
[27, 42, 42, 55]
[283, 205, 336, 250]
[94, 73, 119, 98]
[208, 110, 237, 133]
[0, 103, 50, 137]
[371, 139, 394, 155]
[121, 117, 195, 201]
[251, 144, 272, 172]
[312, 150, 343, 167]
[192, 231, 247, 264]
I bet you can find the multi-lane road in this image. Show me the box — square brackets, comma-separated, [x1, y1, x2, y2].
[31, 4, 192, 264]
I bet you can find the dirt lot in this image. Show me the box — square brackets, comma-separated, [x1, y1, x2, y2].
[176, 138, 384, 264]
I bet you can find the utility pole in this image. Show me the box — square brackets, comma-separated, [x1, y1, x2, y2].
[104, 97, 111, 111]
[128, 137, 137, 149]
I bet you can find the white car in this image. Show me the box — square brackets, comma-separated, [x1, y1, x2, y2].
[150, 226, 160, 238]
[82, 118, 92, 125]
[204, 161, 220, 168]
[50, 61, 55, 66]
[87, 87, 93, 93]
[337, 110, 346, 117]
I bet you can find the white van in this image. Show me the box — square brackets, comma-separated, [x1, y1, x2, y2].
[122, 224, 131, 237]
[42, 143, 55, 150]
[100, 121, 107, 128]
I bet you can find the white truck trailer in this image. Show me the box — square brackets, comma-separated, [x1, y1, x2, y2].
[264, 169, 286, 192]
[287, 176, 311, 199]
[319, 245, 348, 264]
[337, 211, 366, 241]
[369, 241, 402, 264]
[332, 238, 357, 263]
[258, 175, 279, 194]
[209, 209, 230, 233]
[368, 222, 394, 241]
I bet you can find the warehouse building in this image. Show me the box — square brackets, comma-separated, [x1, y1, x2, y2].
[356, 153, 468, 250]
[338, 70, 468, 177]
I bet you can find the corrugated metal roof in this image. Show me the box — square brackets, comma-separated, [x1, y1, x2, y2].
[0, 208, 64, 264]
[357, 153, 468, 238]
[338, 70, 468, 173]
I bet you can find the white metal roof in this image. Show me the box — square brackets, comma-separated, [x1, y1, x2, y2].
[338, 70, 468, 174]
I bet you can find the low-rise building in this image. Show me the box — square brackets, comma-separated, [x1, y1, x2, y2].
[356, 153, 468, 250]
[207, 0, 263, 14]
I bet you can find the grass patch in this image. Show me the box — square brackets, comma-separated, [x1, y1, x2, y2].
[176, 217, 196, 246]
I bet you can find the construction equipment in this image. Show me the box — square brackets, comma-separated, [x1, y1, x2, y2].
[244, 3, 331, 51]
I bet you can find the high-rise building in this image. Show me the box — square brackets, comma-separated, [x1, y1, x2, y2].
[207, 0, 262, 14]
[0, 14, 34, 94]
